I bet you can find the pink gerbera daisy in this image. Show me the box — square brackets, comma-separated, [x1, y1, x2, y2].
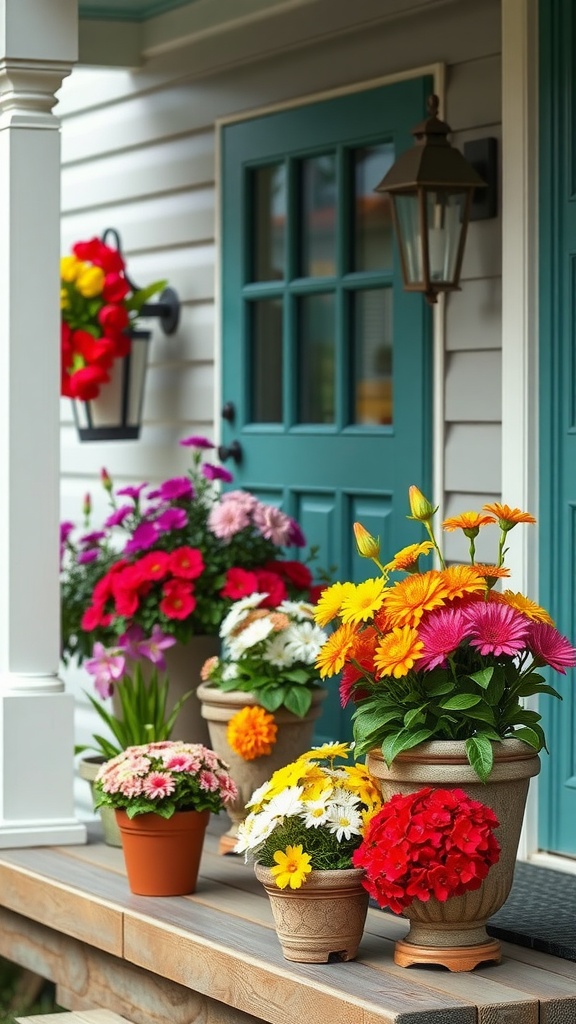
[142, 771, 176, 800]
[208, 501, 251, 539]
[463, 602, 528, 657]
[528, 622, 576, 673]
[417, 607, 469, 670]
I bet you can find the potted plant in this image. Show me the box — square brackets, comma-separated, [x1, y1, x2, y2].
[314, 488, 576, 969]
[236, 742, 382, 962]
[94, 740, 237, 895]
[197, 595, 328, 851]
[76, 628, 192, 847]
[61, 435, 320, 743]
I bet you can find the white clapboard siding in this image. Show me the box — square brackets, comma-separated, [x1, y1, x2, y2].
[59, 0, 503, 771]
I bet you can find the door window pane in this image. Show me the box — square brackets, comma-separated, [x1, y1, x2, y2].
[252, 164, 286, 282]
[301, 154, 337, 277]
[250, 299, 283, 422]
[297, 294, 335, 423]
[352, 290, 393, 425]
[353, 144, 395, 271]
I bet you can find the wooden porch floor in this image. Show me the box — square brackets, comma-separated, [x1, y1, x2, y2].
[0, 819, 575, 1024]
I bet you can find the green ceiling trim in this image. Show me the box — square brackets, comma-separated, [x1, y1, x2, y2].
[79, 0, 198, 21]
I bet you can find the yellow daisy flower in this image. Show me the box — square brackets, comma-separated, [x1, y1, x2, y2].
[271, 845, 313, 889]
[385, 541, 434, 573]
[314, 581, 351, 627]
[302, 741, 351, 761]
[226, 706, 277, 761]
[315, 622, 357, 678]
[340, 578, 387, 625]
[383, 570, 448, 628]
[496, 590, 554, 626]
[342, 765, 383, 811]
[265, 761, 306, 798]
[374, 625, 424, 678]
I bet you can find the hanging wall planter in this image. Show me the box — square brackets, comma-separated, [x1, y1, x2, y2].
[61, 228, 180, 443]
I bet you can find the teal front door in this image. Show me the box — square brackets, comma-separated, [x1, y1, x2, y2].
[220, 77, 433, 742]
[539, 0, 576, 856]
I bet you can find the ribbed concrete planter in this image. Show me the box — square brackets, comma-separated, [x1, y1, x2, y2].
[197, 684, 326, 853]
[255, 864, 368, 962]
[366, 739, 541, 971]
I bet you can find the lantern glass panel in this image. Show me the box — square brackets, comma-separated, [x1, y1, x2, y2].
[426, 189, 466, 285]
[394, 193, 423, 284]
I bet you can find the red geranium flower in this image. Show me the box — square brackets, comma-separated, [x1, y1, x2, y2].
[160, 579, 196, 620]
[221, 567, 259, 599]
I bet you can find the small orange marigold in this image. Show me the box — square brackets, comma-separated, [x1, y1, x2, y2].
[227, 706, 278, 761]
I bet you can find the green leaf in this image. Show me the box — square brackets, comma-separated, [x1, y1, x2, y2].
[381, 728, 434, 766]
[515, 681, 562, 699]
[469, 667, 494, 690]
[283, 685, 312, 718]
[512, 727, 544, 751]
[465, 735, 494, 782]
[440, 694, 481, 710]
[403, 707, 425, 729]
[458, 702, 496, 726]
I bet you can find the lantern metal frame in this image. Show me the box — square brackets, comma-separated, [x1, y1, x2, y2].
[374, 95, 488, 304]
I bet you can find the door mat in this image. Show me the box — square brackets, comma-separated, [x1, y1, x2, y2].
[487, 861, 576, 961]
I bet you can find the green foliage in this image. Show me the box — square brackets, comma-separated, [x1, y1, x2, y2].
[75, 662, 193, 759]
[255, 817, 359, 871]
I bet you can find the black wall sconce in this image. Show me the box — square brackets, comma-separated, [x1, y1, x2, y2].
[72, 228, 180, 442]
[375, 95, 496, 304]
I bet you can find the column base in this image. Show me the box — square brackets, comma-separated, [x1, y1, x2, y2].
[0, 818, 86, 848]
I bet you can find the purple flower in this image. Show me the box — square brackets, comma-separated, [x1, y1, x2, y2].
[202, 463, 234, 483]
[116, 483, 148, 501]
[117, 625, 146, 660]
[124, 521, 158, 553]
[180, 435, 214, 449]
[104, 504, 132, 528]
[60, 521, 75, 544]
[155, 507, 188, 533]
[79, 530, 106, 548]
[85, 642, 126, 699]
[287, 518, 307, 548]
[158, 476, 194, 502]
[140, 626, 176, 670]
[77, 548, 100, 565]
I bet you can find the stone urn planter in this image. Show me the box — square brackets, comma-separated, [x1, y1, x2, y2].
[78, 755, 122, 847]
[365, 738, 541, 971]
[255, 865, 368, 963]
[197, 684, 326, 854]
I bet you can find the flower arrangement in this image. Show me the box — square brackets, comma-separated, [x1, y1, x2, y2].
[234, 742, 383, 886]
[94, 740, 238, 819]
[75, 628, 191, 760]
[200, 594, 328, 719]
[314, 487, 576, 781]
[61, 436, 319, 666]
[60, 234, 165, 401]
[353, 787, 501, 913]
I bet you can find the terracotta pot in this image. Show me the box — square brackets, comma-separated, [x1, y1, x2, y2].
[366, 739, 541, 971]
[255, 864, 368, 963]
[197, 684, 327, 854]
[115, 808, 210, 895]
[78, 756, 122, 847]
[113, 636, 219, 746]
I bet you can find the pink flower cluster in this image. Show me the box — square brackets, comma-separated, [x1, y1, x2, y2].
[94, 740, 238, 818]
[208, 490, 299, 547]
[353, 787, 500, 914]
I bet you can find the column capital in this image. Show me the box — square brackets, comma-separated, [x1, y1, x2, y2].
[0, 57, 72, 129]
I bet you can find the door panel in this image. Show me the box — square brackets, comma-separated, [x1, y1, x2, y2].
[221, 77, 433, 742]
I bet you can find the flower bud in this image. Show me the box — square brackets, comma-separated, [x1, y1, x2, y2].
[75, 264, 105, 298]
[408, 485, 437, 523]
[353, 522, 381, 560]
[100, 467, 113, 493]
[83, 492, 92, 517]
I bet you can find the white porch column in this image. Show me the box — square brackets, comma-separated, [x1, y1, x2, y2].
[0, 0, 85, 846]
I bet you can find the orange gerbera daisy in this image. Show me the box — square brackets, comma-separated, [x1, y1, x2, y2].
[315, 621, 357, 678]
[495, 590, 555, 626]
[383, 570, 448, 628]
[374, 625, 424, 678]
[482, 503, 537, 529]
[227, 706, 278, 761]
[441, 565, 488, 600]
[340, 577, 387, 625]
[442, 511, 496, 535]
[385, 541, 434, 573]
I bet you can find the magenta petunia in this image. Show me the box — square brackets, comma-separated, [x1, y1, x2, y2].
[202, 463, 234, 483]
[60, 520, 75, 544]
[104, 504, 132, 528]
[528, 622, 576, 673]
[155, 507, 188, 533]
[79, 530, 106, 547]
[77, 548, 100, 565]
[418, 607, 469, 670]
[463, 601, 529, 657]
[116, 483, 148, 501]
[124, 521, 158, 553]
[179, 435, 214, 449]
[157, 476, 194, 502]
[287, 518, 307, 548]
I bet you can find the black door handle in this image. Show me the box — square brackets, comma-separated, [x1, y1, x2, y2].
[217, 440, 243, 465]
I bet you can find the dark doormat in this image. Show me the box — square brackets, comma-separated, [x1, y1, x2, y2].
[487, 860, 576, 961]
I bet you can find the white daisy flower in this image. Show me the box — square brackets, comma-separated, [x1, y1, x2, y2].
[301, 797, 330, 828]
[227, 616, 275, 659]
[245, 779, 273, 809]
[265, 786, 304, 820]
[325, 802, 363, 842]
[219, 593, 268, 638]
[283, 620, 328, 663]
[234, 808, 278, 854]
[221, 663, 240, 682]
[265, 632, 296, 668]
[278, 600, 316, 621]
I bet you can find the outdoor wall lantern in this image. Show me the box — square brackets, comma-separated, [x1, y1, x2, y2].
[72, 227, 180, 442]
[374, 95, 488, 304]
